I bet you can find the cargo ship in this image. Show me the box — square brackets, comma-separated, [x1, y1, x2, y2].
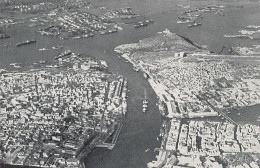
[134, 21, 148, 28]
[188, 22, 202, 27]
[55, 50, 72, 60]
[16, 40, 36, 47]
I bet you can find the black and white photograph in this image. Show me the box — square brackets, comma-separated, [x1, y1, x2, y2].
[0, 0, 260, 168]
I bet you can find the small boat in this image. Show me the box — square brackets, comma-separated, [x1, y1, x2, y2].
[10, 63, 21, 69]
[178, 16, 190, 20]
[14, 65, 21, 69]
[177, 5, 191, 9]
[237, 113, 241, 116]
[46, 65, 55, 68]
[177, 20, 194, 24]
[52, 46, 63, 50]
[100, 31, 107, 35]
[108, 29, 118, 34]
[82, 34, 94, 38]
[145, 149, 150, 152]
[143, 73, 148, 79]
[39, 48, 48, 51]
[39, 60, 46, 64]
[72, 36, 81, 39]
[10, 63, 17, 66]
[145, 20, 154, 23]
[133, 67, 140, 72]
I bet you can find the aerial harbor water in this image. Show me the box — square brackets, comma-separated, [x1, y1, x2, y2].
[1, 0, 260, 168]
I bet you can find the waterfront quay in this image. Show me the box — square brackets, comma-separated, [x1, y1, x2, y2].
[0, 53, 128, 168]
[95, 122, 123, 150]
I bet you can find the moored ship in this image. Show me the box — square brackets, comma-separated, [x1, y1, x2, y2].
[16, 40, 36, 47]
[134, 20, 154, 28]
[143, 99, 148, 113]
[10, 63, 21, 69]
[55, 50, 72, 60]
[134, 21, 148, 28]
[142, 89, 148, 113]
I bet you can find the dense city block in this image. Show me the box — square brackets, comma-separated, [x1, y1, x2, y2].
[0, 54, 127, 167]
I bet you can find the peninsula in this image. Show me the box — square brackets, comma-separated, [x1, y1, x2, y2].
[115, 29, 260, 168]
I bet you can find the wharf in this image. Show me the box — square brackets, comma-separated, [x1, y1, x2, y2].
[96, 123, 123, 150]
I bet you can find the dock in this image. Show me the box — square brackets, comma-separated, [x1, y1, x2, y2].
[96, 123, 123, 150]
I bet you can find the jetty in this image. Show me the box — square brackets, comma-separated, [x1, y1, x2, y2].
[96, 123, 123, 150]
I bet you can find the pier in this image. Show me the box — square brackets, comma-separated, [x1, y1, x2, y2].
[96, 123, 123, 150]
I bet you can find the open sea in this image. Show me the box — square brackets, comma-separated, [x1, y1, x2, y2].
[1, 0, 260, 168]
